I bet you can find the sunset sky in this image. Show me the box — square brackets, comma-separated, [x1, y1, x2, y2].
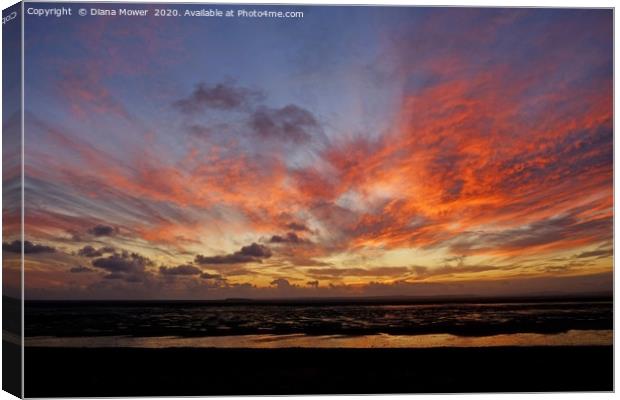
[8, 5, 612, 299]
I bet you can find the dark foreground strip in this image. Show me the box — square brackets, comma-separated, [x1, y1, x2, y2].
[25, 345, 612, 396]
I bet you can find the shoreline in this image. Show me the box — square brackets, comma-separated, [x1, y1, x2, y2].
[25, 345, 613, 396]
[24, 328, 613, 349]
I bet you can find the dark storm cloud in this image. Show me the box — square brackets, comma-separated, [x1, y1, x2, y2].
[286, 222, 309, 232]
[270, 278, 293, 289]
[92, 251, 153, 273]
[78, 245, 115, 258]
[249, 104, 322, 143]
[91, 251, 154, 282]
[195, 242, 272, 265]
[239, 243, 272, 257]
[200, 272, 223, 280]
[269, 232, 309, 244]
[199, 272, 228, 288]
[88, 224, 118, 237]
[199, 272, 228, 289]
[24, 241, 56, 254]
[159, 264, 202, 276]
[174, 82, 263, 113]
[70, 265, 94, 273]
[194, 254, 256, 264]
[3, 240, 56, 254]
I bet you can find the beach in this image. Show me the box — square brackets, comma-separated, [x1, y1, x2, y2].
[22, 298, 613, 396]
